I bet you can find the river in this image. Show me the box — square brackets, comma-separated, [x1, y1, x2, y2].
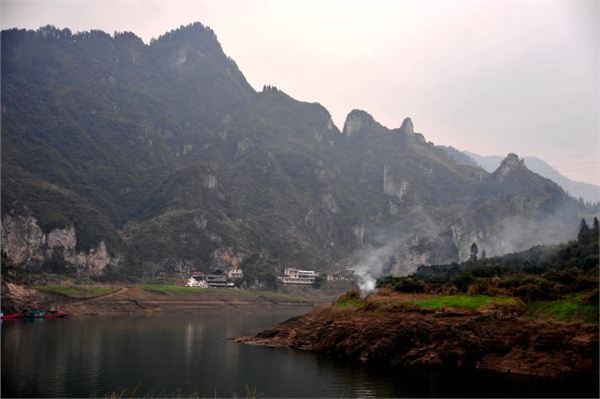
[1, 308, 596, 398]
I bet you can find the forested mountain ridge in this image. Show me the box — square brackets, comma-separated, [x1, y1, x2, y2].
[1, 23, 596, 283]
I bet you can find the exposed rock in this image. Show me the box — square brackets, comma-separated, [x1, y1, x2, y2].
[353, 223, 365, 245]
[205, 174, 217, 190]
[235, 137, 253, 157]
[213, 247, 245, 270]
[1, 214, 46, 264]
[326, 119, 334, 131]
[398, 117, 414, 135]
[342, 113, 363, 137]
[193, 214, 207, 230]
[1, 214, 114, 275]
[495, 153, 525, 183]
[322, 193, 339, 213]
[175, 48, 187, 65]
[342, 109, 386, 136]
[383, 165, 409, 199]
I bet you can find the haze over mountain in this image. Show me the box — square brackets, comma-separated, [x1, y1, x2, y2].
[4, 0, 599, 187]
[454, 150, 600, 204]
[1, 23, 597, 284]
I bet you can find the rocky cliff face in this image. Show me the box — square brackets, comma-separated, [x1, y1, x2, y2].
[1, 214, 117, 275]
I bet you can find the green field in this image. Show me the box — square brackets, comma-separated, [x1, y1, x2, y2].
[335, 296, 365, 309]
[410, 295, 518, 310]
[35, 285, 118, 299]
[526, 295, 598, 323]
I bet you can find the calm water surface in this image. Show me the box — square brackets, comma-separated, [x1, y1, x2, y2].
[2, 308, 597, 398]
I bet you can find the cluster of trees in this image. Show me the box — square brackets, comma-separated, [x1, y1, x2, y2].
[578, 217, 599, 244]
[378, 218, 599, 302]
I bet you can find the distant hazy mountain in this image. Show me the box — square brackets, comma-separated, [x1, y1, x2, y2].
[462, 151, 600, 203]
[2, 23, 596, 282]
[436, 146, 480, 168]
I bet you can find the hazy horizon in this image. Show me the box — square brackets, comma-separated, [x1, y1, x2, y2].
[2, 0, 599, 186]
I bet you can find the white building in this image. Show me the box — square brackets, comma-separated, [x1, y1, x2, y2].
[227, 269, 243, 279]
[326, 271, 353, 282]
[278, 268, 318, 285]
[185, 277, 208, 288]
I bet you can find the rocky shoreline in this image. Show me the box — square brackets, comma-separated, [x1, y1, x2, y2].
[236, 293, 599, 379]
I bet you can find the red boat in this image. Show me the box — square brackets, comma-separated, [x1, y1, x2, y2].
[1, 312, 25, 320]
[45, 311, 70, 319]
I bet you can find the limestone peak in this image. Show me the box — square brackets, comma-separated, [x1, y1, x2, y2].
[398, 117, 414, 135]
[342, 109, 376, 136]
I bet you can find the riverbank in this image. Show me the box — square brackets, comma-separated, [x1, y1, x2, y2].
[236, 290, 599, 380]
[1, 282, 337, 315]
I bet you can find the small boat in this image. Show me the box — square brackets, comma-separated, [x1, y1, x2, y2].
[1, 312, 25, 320]
[45, 311, 70, 319]
[25, 309, 47, 319]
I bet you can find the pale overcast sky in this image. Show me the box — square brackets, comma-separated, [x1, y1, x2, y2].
[2, 0, 599, 185]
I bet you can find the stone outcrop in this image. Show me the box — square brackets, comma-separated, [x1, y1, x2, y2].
[397, 117, 414, 135]
[383, 165, 409, 199]
[1, 214, 115, 275]
[494, 153, 526, 183]
[342, 110, 387, 137]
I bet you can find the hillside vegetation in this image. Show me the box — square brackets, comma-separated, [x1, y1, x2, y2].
[2, 23, 598, 284]
[378, 218, 599, 322]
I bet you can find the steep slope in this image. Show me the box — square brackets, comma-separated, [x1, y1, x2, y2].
[436, 145, 479, 168]
[1, 23, 595, 281]
[1, 23, 254, 273]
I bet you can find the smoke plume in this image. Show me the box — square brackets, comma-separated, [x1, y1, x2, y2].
[351, 241, 398, 296]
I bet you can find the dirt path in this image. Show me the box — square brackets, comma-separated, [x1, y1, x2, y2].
[61, 287, 129, 307]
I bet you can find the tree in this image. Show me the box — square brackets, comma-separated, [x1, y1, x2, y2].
[593, 217, 599, 237]
[312, 275, 324, 289]
[481, 249, 487, 260]
[578, 219, 590, 243]
[470, 242, 479, 261]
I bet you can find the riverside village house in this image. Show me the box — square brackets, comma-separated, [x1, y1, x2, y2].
[185, 267, 243, 288]
[277, 267, 319, 285]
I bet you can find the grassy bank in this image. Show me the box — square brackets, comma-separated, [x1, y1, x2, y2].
[335, 296, 365, 309]
[526, 294, 599, 323]
[333, 291, 599, 325]
[35, 285, 118, 299]
[335, 293, 519, 311]
[411, 295, 518, 309]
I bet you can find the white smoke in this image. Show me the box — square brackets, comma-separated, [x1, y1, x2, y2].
[348, 201, 589, 296]
[349, 206, 445, 296]
[351, 241, 399, 296]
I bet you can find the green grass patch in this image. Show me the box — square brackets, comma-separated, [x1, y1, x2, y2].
[411, 295, 518, 310]
[526, 295, 598, 323]
[335, 297, 365, 309]
[35, 285, 117, 299]
[135, 284, 201, 295]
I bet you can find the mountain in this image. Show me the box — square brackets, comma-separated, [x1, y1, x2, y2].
[436, 146, 479, 169]
[1, 23, 597, 283]
[460, 151, 600, 203]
